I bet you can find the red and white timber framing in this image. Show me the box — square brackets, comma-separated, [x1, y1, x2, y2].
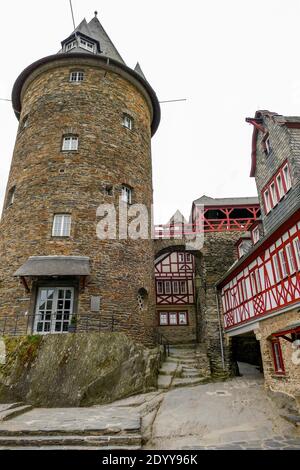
[154, 204, 260, 238]
[220, 211, 300, 331]
[155, 252, 195, 305]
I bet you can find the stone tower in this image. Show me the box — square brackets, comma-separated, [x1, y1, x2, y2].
[0, 14, 160, 345]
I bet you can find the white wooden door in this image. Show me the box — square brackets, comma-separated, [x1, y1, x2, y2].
[34, 287, 74, 334]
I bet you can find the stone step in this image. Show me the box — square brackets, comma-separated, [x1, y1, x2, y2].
[181, 370, 202, 378]
[157, 375, 173, 390]
[169, 344, 196, 350]
[159, 362, 178, 376]
[0, 405, 33, 422]
[169, 354, 197, 360]
[167, 357, 198, 365]
[0, 434, 142, 448]
[171, 377, 208, 388]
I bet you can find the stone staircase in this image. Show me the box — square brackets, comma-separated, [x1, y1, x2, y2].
[0, 405, 142, 450]
[158, 343, 211, 390]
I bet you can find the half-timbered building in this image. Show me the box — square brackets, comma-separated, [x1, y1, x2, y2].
[217, 110, 300, 402]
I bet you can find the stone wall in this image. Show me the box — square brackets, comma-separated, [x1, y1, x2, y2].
[0, 332, 162, 407]
[257, 308, 300, 404]
[199, 231, 242, 375]
[0, 57, 158, 346]
[157, 305, 196, 344]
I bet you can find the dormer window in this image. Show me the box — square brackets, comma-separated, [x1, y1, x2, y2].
[66, 40, 77, 52]
[79, 38, 95, 53]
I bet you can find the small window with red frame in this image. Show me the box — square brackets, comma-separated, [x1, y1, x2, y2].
[271, 340, 285, 374]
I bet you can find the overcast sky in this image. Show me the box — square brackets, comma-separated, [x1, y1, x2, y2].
[1, 0, 300, 224]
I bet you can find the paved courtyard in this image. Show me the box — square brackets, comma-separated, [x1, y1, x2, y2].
[146, 363, 300, 450]
[0, 363, 299, 449]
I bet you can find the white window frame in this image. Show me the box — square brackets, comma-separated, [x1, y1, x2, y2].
[169, 312, 178, 325]
[286, 243, 296, 274]
[180, 281, 187, 295]
[172, 281, 180, 294]
[273, 254, 281, 282]
[264, 189, 272, 214]
[178, 312, 188, 325]
[282, 164, 292, 191]
[66, 40, 77, 52]
[79, 38, 95, 53]
[250, 272, 257, 296]
[122, 114, 133, 130]
[70, 71, 84, 82]
[293, 238, 300, 269]
[270, 181, 278, 206]
[265, 137, 271, 155]
[164, 281, 171, 295]
[252, 226, 260, 245]
[121, 185, 132, 204]
[159, 312, 168, 325]
[255, 269, 262, 293]
[278, 249, 288, 278]
[276, 173, 284, 199]
[52, 214, 72, 237]
[62, 136, 78, 151]
[157, 281, 163, 295]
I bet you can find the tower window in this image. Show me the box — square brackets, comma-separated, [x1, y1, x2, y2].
[70, 71, 84, 82]
[121, 185, 132, 204]
[79, 38, 95, 52]
[62, 135, 78, 151]
[52, 214, 72, 237]
[122, 114, 133, 130]
[65, 40, 77, 52]
[5, 186, 16, 208]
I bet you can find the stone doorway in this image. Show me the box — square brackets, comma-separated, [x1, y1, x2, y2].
[231, 331, 263, 376]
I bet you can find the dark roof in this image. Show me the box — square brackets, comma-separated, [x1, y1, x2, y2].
[193, 195, 259, 206]
[14, 256, 91, 277]
[60, 16, 125, 64]
[134, 62, 147, 80]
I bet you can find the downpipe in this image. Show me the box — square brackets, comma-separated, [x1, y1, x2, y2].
[215, 287, 225, 371]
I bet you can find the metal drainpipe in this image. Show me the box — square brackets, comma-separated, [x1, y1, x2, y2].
[215, 287, 225, 370]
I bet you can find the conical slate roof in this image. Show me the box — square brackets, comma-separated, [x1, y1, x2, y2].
[134, 62, 147, 81]
[60, 14, 125, 64]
